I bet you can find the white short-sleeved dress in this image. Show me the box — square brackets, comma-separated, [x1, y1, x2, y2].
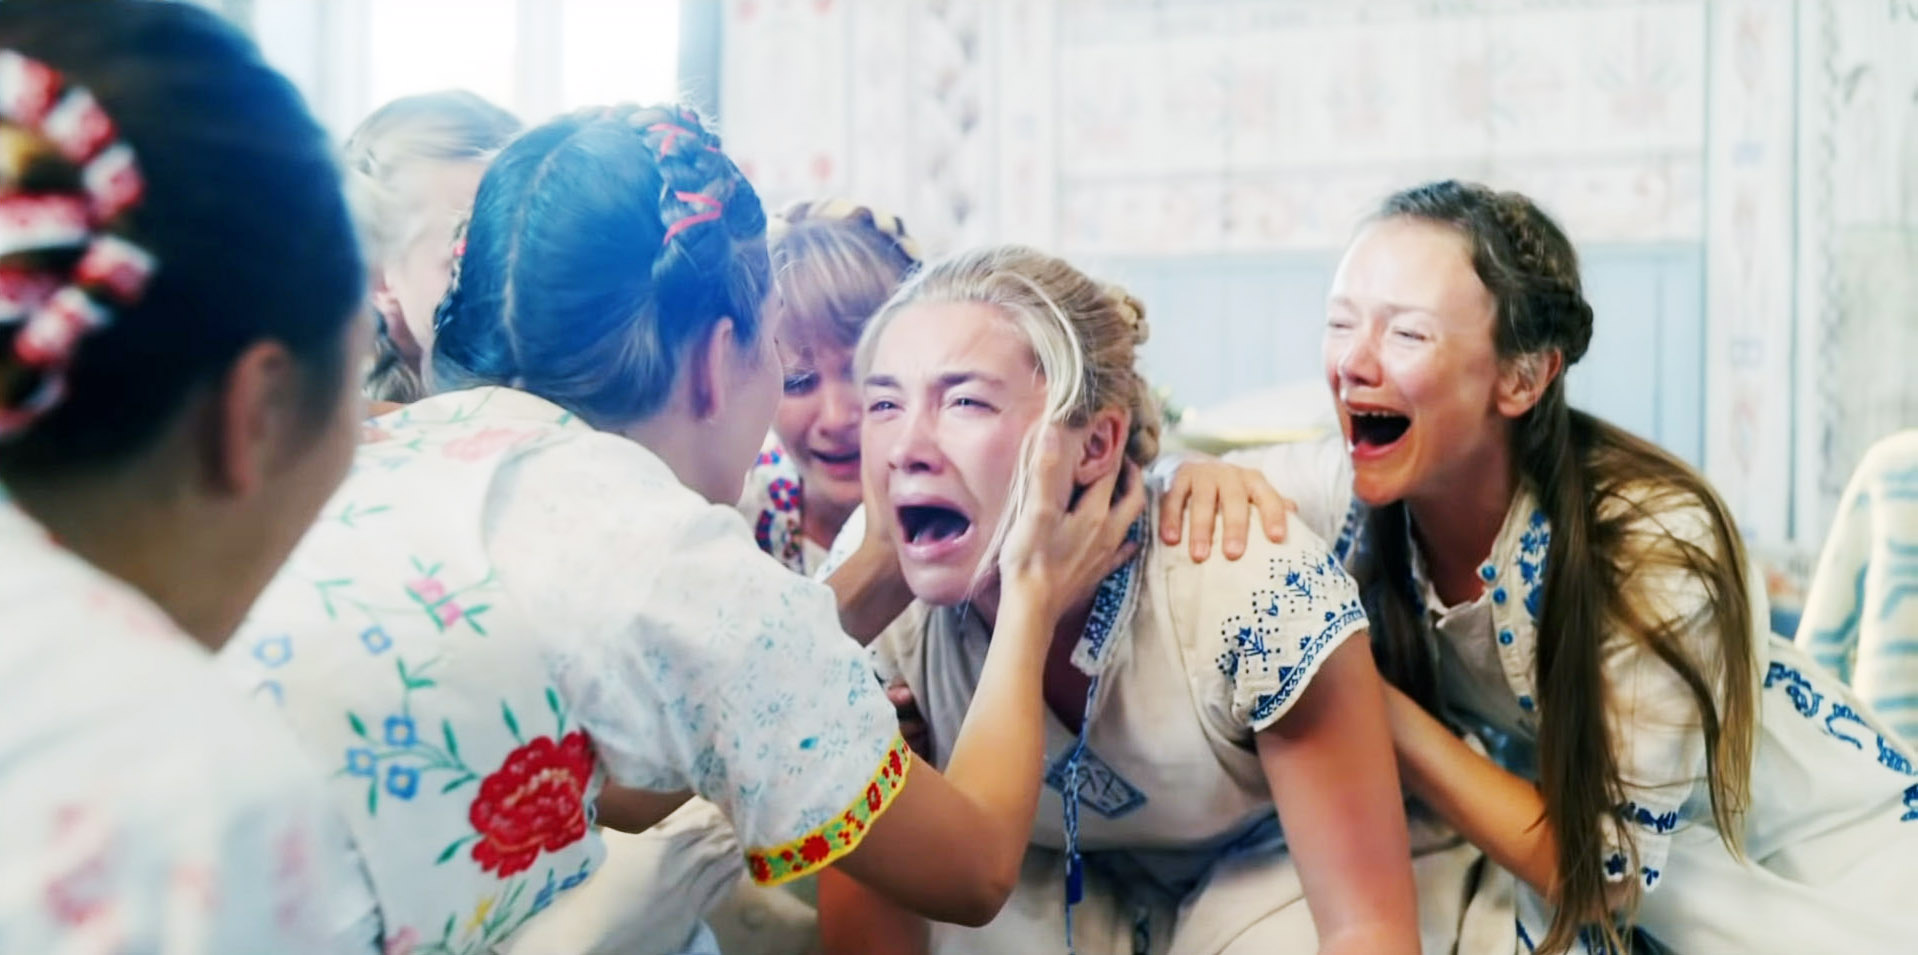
[871, 497, 1377, 954]
[0, 495, 377, 953]
[1245, 438, 1918, 952]
[221, 387, 911, 954]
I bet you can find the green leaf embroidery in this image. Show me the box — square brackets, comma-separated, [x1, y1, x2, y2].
[435, 833, 476, 865]
[501, 701, 521, 742]
[440, 773, 477, 794]
[365, 780, 379, 816]
[347, 711, 368, 739]
[442, 719, 461, 760]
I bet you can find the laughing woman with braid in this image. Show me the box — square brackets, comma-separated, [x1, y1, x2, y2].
[220, 105, 1143, 953]
[0, 1, 379, 949]
[1182, 181, 1918, 952]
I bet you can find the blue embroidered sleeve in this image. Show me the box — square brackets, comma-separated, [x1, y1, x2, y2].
[1209, 532, 1370, 732]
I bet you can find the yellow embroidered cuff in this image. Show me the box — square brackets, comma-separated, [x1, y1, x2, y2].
[744, 734, 913, 886]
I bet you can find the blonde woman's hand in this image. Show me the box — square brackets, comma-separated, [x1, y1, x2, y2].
[997, 424, 1147, 622]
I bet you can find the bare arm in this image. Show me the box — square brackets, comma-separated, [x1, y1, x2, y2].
[818, 865, 927, 954]
[1382, 683, 1560, 899]
[1258, 639, 1419, 954]
[824, 534, 915, 644]
[592, 784, 692, 834]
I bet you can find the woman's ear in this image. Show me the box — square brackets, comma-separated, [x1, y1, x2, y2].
[205, 339, 301, 497]
[1495, 349, 1564, 418]
[686, 316, 741, 420]
[1073, 406, 1129, 486]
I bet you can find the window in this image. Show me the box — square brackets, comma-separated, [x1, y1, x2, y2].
[247, 0, 683, 135]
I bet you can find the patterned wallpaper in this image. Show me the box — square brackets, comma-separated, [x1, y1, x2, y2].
[720, 0, 1915, 546]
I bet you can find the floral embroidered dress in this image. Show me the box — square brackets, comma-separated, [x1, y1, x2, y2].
[736, 438, 822, 575]
[868, 496, 1372, 954]
[221, 387, 911, 955]
[1246, 438, 1918, 953]
[0, 495, 377, 953]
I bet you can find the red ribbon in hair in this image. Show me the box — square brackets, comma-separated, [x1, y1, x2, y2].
[661, 192, 722, 246]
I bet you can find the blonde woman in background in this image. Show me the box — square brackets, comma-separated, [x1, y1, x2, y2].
[344, 90, 519, 404]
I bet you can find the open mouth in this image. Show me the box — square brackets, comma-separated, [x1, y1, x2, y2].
[1349, 409, 1411, 449]
[897, 504, 973, 546]
[811, 448, 859, 466]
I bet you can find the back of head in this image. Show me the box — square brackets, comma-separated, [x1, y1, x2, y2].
[859, 244, 1159, 468]
[769, 198, 920, 349]
[431, 104, 769, 429]
[345, 89, 520, 265]
[0, 0, 363, 477]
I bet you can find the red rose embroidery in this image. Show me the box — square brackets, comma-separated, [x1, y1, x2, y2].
[800, 835, 831, 864]
[887, 748, 904, 778]
[467, 731, 594, 877]
[864, 782, 883, 813]
[749, 854, 771, 883]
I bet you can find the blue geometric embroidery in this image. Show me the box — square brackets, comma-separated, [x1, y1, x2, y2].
[1604, 851, 1628, 877]
[1246, 605, 1364, 725]
[1045, 745, 1146, 819]
[1077, 518, 1144, 667]
[1824, 702, 1870, 750]
[1516, 509, 1550, 618]
[1641, 866, 1661, 889]
[1214, 550, 1365, 725]
[1617, 800, 1679, 835]
[1763, 660, 1918, 822]
[1764, 661, 1823, 717]
[1879, 736, 1918, 776]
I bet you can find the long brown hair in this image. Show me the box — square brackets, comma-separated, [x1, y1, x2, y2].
[1354, 181, 1756, 953]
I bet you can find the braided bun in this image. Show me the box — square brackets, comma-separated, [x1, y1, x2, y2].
[429, 103, 770, 427]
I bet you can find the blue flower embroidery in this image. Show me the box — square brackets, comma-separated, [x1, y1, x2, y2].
[360, 625, 392, 654]
[251, 634, 293, 668]
[384, 764, 420, 800]
[530, 869, 559, 916]
[383, 714, 417, 747]
[345, 747, 377, 778]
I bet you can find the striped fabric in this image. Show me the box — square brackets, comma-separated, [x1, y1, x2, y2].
[1798, 430, 1918, 742]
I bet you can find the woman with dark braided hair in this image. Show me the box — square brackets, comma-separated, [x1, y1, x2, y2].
[0, 1, 380, 950]
[221, 104, 1144, 953]
[1167, 180, 1918, 952]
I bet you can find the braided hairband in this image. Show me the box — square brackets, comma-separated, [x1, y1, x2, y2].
[642, 115, 729, 248]
[0, 49, 152, 437]
[770, 197, 923, 266]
